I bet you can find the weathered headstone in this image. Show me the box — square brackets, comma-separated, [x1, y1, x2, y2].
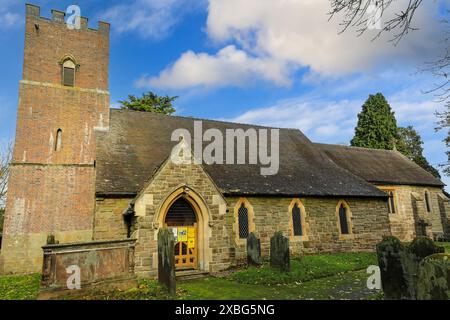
[270, 232, 290, 272]
[409, 236, 445, 259]
[247, 232, 262, 266]
[376, 236, 446, 300]
[157, 228, 176, 295]
[376, 236, 410, 299]
[404, 237, 445, 298]
[417, 254, 450, 300]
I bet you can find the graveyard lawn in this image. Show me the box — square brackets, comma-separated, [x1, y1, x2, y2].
[230, 252, 377, 285]
[0, 273, 41, 300]
[0, 246, 448, 300]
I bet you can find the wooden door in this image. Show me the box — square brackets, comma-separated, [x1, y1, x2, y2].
[171, 225, 197, 270]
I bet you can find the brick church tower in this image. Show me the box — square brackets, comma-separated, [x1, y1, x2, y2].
[0, 4, 110, 274]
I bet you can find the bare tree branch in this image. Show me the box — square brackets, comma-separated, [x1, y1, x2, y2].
[329, 1, 450, 176]
[329, 0, 423, 45]
[0, 141, 13, 209]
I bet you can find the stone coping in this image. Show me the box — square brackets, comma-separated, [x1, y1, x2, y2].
[42, 238, 137, 251]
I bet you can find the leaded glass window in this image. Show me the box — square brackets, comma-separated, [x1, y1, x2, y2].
[292, 203, 303, 236]
[339, 204, 350, 235]
[238, 203, 249, 239]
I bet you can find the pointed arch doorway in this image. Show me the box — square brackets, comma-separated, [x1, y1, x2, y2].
[165, 197, 198, 270]
[158, 186, 212, 272]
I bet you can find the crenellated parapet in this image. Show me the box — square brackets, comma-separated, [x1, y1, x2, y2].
[25, 3, 110, 34]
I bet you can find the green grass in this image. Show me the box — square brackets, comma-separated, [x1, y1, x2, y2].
[0, 273, 40, 300]
[68, 279, 172, 300]
[230, 252, 377, 285]
[75, 252, 378, 300]
[74, 268, 379, 301]
[178, 269, 378, 300]
[438, 242, 450, 253]
[1, 246, 447, 300]
[0, 252, 379, 300]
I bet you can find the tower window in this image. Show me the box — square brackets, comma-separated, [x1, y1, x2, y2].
[55, 129, 62, 151]
[62, 59, 76, 87]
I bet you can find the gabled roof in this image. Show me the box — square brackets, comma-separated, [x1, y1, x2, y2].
[315, 143, 444, 187]
[95, 109, 386, 198]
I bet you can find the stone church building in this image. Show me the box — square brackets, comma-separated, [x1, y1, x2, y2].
[0, 5, 449, 276]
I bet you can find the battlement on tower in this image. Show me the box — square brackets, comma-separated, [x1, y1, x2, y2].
[25, 3, 110, 34]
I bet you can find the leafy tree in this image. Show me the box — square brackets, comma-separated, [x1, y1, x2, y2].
[397, 126, 441, 178]
[119, 92, 178, 115]
[351, 93, 399, 149]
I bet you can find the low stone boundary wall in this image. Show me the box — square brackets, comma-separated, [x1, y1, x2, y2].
[39, 239, 137, 298]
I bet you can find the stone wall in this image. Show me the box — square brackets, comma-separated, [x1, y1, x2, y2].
[226, 196, 391, 264]
[377, 185, 448, 241]
[0, 165, 95, 274]
[132, 158, 229, 277]
[438, 194, 450, 239]
[94, 198, 131, 241]
[40, 239, 136, 299]
[128, 156, 391, 277]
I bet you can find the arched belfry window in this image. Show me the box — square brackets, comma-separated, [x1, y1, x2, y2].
[62, 59, 76, 86]
[55, 129, 62, 151]
[60, 55, 78, 87]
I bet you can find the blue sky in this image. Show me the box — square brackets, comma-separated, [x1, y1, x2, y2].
[0, 0, 449, 188]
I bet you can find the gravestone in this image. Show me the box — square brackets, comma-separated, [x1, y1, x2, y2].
[157, 228, 176, 295]
[376, 236, 410, 299]
[270, 232, 290, 272]
[376, 236, 446, 300]
[417, 254, 450, 300]
[247, 232, 262, 266]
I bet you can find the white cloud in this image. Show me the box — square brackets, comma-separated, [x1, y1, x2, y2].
[223, 88, 447, 182]
[0, 0, 22, 29]
[228, 96, 359, 141]
[1, 12, 21, 28]
[208, 0, 440, 74]
[137, 45, 291, 89]
[226, 91, 443, 145]
[145, 0, 442, 89]
[102, 0, 204, 39]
